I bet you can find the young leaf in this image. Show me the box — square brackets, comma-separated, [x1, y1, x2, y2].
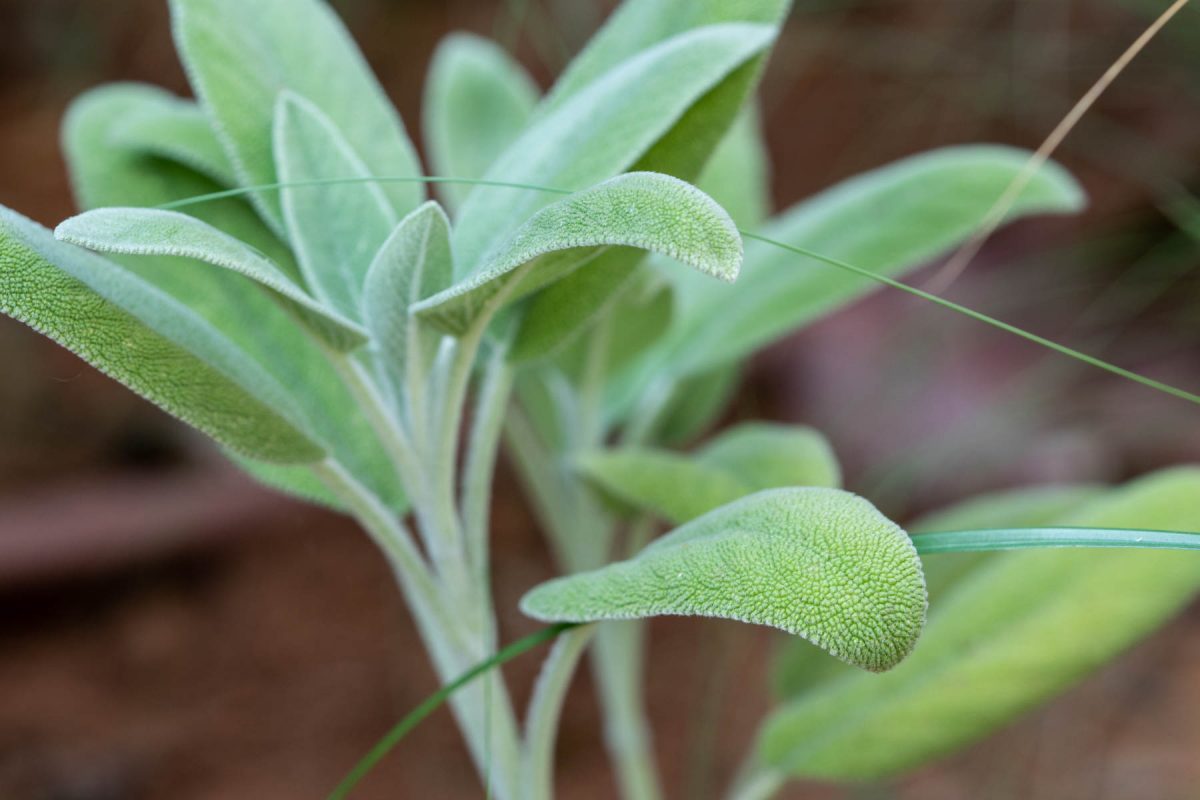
[772, 484, 1102, 699]
[0, 207, 322, 464]
[55, 207, 368, 352]
[109, 93, 235, 186]
[758, 467, 1200, 780]
[169, 0, 424, 227]
[423, 33, 539, 215]
[415, 172, 741, 336]
[62, 82, 406, 512]
[362, 202, 454, 397]
[274, 91, 399, 321]
[578, 423, 841, 524]
[521, 487, 927, 672]
[452, 22, 775, 274]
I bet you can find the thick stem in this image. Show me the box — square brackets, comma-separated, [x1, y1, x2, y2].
[523, 624, 596, 800]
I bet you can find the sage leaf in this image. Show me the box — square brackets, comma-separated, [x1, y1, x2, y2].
[275, 91, 399, 321]
[62, 82, 406, 512]
[363, 201, 454, 397]
[772, 484, 1103, 699]
[55, 207, 368, 352]
[415, 172, 741, 336]
[758, 467, 1200, 780]
[169, 0, 424, 228]
[0, 207, 322, 464]
[508, 248, 648, 364]
[109, 92, 235, 186]
[607, 146, 1086, 420]
[542, 0, 788, 112]
[452, 22, 775, 275]
[671, 145, 1086, 374]
[579, 423, 841, 524]
[522, 487, 927, 673]
[423, 33, 539, 215]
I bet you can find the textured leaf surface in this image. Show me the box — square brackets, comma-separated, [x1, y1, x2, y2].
[362, 201, 453, 396]
[62, 82, 405, 511]
[579, 423, 841, 524]
[0, 207, 321, 463]
[170, 0, 423, 228]
[772, 484, 1102, 699]
[759, 467, 1200, 780]
[415, 173, 741, 335]
[452, 23, 775, 275]
[275, 92, 400, 322]
[423, 33, 539, 214]
[522, 488, 927, 672]
[56, 207, 367, 352]
[608, 147, 1086, 421]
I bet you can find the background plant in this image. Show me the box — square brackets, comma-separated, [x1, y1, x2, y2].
[1, 1, 1199, 799]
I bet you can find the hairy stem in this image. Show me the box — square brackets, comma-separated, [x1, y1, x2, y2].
[523, 624, 597, 800]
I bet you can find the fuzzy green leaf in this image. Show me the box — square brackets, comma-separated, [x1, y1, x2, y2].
[772, 484, 1103, 699]
[579, 423, 841, 524]
[109, 93, 235, 186]
[452, 22, 775, 275]
[542, 0, 788, 112]
[62, 82, 405, 512]
[170, 0, 423, 228]
[0, 207, 322, 463]
[415, 172, 741, 335]
[274, 91, 399, 321]
[522, 487, 927, 672]
[362, 201, 454, 397]
[608, 146, 1086, 421]
[55, 207, 367, 352]
[758, 467, 1200, 780]
[423, 33, 539, 215]
[508, 248, 649, 364]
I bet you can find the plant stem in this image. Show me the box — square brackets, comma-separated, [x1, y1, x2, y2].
[523, 624, 597, 800]
[462, 351, 515, 618]
[592, 621, 663, 800]
[726, 768, 785, 800]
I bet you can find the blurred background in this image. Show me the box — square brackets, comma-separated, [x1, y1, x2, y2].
[1, 1, 1200, 798]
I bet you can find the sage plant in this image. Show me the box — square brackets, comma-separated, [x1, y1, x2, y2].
[2, 1, 1199, 798]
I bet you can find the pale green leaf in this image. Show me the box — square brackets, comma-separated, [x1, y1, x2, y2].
[695, 104, 771, 229]
[109, 94, 235, 186]
[170, 0, 424, 227]
[671, 145, 1085, 375]
[542, 0, 788, 112]
[772, 484, 1103, 699]
[759, 467, 1200, 780]
[608, 146, 1086, 422]
[522, 487, 927, 672]
[62, 82, 405, 512]
[415, 172, 741, 335]
[0, 207, 322, 463]
[452, 23, 776, 275]
[55, 207, 367, 352]
[579, 422, 841, 524]
[655, 363, 742, 445]
[274, 91, 399, 321]
[362, 201, 453, 397]
[508, 248, 648, 364]
[423, 33, 539, 214]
